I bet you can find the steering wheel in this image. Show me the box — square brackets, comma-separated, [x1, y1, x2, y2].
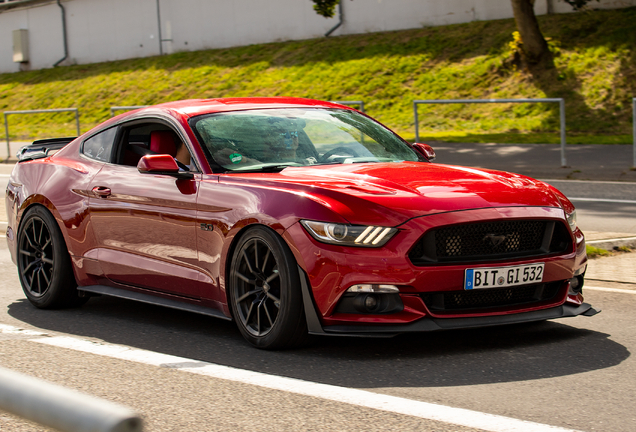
[175, 159, 190, 171]
[319, 146, 360, 163]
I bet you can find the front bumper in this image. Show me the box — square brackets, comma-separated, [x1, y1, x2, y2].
[285, 206, 590, 330]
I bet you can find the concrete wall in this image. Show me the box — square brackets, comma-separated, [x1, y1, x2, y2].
[1, 0, 635, 74]
[0, 1, 65, 73]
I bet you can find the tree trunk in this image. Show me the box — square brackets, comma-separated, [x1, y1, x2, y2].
[510, 0, 549, 64]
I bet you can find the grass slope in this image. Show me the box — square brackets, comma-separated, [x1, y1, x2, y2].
[0, 7, 634, 142]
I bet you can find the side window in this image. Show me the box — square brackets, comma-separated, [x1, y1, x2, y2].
[116, 122, 197, 171]
[82, 127, 117, 162]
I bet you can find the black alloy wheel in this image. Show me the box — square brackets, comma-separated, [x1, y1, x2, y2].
[19, 214, 54, 298]
[17, 206, 86, 309]
[229, 226, 307, 349]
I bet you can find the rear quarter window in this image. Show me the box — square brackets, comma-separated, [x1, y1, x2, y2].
[82, 127, 118, 162]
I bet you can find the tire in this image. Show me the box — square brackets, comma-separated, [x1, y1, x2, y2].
[228, 226, 308, 349]
[17, 206, 87, 309]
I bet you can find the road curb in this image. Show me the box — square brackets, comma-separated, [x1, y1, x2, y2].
[587, 237, 636, 251]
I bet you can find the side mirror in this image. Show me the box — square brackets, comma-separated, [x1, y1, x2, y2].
[137, 154, 193, 179]
[412, 143, 436, 161]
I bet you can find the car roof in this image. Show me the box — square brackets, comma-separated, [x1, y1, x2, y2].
[134, 97, 355, 118]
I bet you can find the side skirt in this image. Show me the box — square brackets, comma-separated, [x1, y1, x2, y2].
[78, 285, 232, 321]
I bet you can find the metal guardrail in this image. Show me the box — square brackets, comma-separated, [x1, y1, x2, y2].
[110, 106, 149, 117]
[10, 99, 636, 169]
[0, 366, 142, 432]
[413, 98, 568, 167]
[3, 108, 80, 162]
[330, 100, 365, 113]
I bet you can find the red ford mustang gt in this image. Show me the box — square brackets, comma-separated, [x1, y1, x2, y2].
[5, 98, 598, 349]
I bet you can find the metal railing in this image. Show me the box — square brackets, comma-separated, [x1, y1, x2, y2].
[4, 108, 80, 161]
[110, 106, 149, 117]
[413, 98, 567, 167]
[330, 100, 365, 113]
[0, 366, 142, 432]
[10, 98, 636, 169]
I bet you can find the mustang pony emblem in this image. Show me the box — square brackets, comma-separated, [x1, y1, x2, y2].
[483, 234, 507, 247]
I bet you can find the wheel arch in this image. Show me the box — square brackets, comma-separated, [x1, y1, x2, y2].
[221, 220, 323, 335]
[16, 198, 79, 284]
[18, 196, 68, 246]
[221, 221, 285, 320]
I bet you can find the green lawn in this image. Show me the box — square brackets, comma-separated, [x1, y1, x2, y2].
[1, 7, 634, 142]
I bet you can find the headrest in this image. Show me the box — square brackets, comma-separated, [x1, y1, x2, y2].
[150, 131, 177, 157]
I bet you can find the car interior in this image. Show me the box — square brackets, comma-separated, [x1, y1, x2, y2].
[115, 123, 195, 171]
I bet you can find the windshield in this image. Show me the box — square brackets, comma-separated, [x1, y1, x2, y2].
[190, 108, 423, 172]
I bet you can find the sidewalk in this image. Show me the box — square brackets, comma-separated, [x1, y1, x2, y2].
[0, 140, 29, 163]
[586, 253, 636, 286]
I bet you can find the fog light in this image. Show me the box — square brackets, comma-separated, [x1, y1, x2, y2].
[347, 284, 399, 293]
[569, 275, 584, 294]
[342, 291, 404, 315]
[353, 293, 382, 313]
[364, 295, 378, 310]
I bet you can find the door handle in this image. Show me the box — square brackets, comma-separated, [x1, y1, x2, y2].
[92, 186, 111, 198]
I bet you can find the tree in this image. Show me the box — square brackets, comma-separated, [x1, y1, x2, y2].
[311, 0, 340, 18]
[511, 0, 597, 65]
[510, 0, 549, 64]
[311, 0, 596, 65]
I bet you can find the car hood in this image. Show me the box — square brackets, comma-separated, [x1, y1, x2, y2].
[223, 162, 568, 226]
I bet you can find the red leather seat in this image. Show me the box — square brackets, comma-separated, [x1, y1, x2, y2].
[150, 131, 177, 157]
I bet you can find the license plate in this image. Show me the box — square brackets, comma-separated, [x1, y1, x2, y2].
[464, 263, 544, 290]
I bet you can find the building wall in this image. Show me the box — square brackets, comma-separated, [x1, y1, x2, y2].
[0, 2, 65, 73]
[1, 0, 634, 74]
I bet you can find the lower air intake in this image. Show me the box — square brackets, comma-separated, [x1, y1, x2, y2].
[421, 281, 564, 313]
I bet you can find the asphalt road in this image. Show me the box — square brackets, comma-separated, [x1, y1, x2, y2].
[544, 180, 636, 234]
[1, 242, 634, 432]
[1, 166, 635, 432]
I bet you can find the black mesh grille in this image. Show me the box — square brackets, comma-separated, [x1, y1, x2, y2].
[409, 219, 571, 265]
[421, 281, 564, 313]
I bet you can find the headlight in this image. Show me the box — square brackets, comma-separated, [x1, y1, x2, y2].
[566, 210, 577, 232]
[300, 220, 398, 247]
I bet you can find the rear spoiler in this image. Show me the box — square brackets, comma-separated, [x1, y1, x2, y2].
[17, 137, 76, 162]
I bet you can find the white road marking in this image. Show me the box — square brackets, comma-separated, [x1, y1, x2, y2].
[540, 179, 636, 185]
[586, 236, 636, 244]
[0, 328, 577, 432]
[0, 324, 48, 336]
[569, 197, 636, 204]
[585, 286, 636, 295]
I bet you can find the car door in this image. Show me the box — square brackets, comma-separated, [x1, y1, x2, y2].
[87, 120, 204, 298]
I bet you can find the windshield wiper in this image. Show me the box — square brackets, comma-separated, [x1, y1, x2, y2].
[228, 163, 303, 173]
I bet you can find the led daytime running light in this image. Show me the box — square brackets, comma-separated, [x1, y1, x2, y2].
[362, 227, 383, 244]
[355, 226, 374, 243]
[301, 220, 397, 248]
